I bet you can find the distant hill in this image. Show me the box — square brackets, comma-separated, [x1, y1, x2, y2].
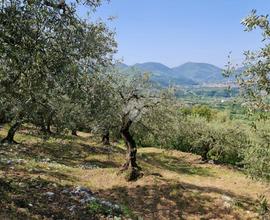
[172, 62, 225, 84]
[133, 62, 196, 86]
[133, 62, 173, 76]
[116, 62, 197, 86]
[117, 61, 234, 87]
[117, 63, 129, 69]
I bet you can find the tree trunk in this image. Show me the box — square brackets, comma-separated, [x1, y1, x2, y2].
[121, 128, 142, 181]
[201, 143, 210, 162]
[201, 150, 208, 162]
[40, 120, 52, 134]
[42, 111, 54, 134]
[40, 123, 46, 132]
[102, 129, 110, 145]
[0, 111, 7, 124]
[1, 121, 21, 144]
[46, 116, 53, 134]
[121, 128, 139, 169]
[72, 129, 78, 136]
[120, 119, 141, 181]
[39, 117, 47, 133]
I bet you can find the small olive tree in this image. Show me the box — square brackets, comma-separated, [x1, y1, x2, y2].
[106, 71, 168, 180]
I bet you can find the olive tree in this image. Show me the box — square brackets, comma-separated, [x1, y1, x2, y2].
[226, 10, 270, 181]
[0, 0, 116, 143]
[106, 71, 167, 180]
[226, 10, 270, 112]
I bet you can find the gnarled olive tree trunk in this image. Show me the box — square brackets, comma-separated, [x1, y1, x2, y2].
[102, 129, 110, 145]
[72, 129, 78, 136]
[120, 118, 141, 181]
[46, 112, 54, 134]
[1, 121, 21, 144]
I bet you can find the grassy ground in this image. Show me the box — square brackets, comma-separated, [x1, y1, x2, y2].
[0, 125, 269, 220]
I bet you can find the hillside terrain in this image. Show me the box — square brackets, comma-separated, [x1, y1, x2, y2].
[1, 2, 269, 220]
[1, 125, 269, 220]
[172, 62, 225, 83]
[118, 62, 236, 86]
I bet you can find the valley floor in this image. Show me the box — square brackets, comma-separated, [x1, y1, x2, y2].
[0, 125, 269, 220]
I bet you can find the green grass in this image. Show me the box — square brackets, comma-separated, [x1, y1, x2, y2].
[0, 125, 269, 219]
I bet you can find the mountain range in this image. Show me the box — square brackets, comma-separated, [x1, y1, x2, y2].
[117, 62, 236, 86]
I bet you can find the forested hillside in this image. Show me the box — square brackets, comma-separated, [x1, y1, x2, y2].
[117, 61, 238, 87]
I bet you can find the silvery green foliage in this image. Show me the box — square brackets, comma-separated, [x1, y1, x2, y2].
[90, 67, 166, 140]
[226, 10, 270, 112]
[243, 120, 270, 182]
[236, 11, 270, 182]
[223, 11, 270, 181]
[115, 71, 162, 122]
[0, 0, 116, 133]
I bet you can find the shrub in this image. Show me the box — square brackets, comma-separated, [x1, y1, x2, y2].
[134, 105, 270, 181]
[135, 112, 250, 165]
[170, 118, 250, 164]
[243, 120, 270, 181]
[191, 105, 216, 121]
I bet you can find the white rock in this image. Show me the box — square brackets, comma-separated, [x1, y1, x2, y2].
[222, 195, 234, 209]
[100, 200, 110, 206]
[62, 189, 70, 194]
[74, 186, 92, 194]
[85, 196, 97, 202]
[17, 159, 25, 164]
[222, 195, 233, 202]
[68, 205, 76, 212]
[114, 204, 120, 210]
[224, 201, 231, 208]
[7, 160, 13, 165]
[79, 199, 87, 204]
[45, 192, 55, 197]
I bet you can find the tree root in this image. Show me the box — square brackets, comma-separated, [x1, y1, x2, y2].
[118, 162, 143, 181]
[124, 167, 143, 181]
[0, 138, 19, 145]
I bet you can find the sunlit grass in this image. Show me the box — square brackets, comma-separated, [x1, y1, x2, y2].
[0, 125, 269, 219]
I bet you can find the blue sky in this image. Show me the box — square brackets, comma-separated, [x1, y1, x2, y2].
[85, 0, 270, 68]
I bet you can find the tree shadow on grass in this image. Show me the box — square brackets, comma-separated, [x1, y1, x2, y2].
[3, 141, 96, 167]
[16, 142, 85, 167]
[0, 160, 79, 184]
[17, 126, 90, 143]
[29, 168, 79, 182]
[0, 175, 99, 220]
[1, 125, 124, 171]
[140, 152, 213, 177]
[98, 181, 257, 220]
[0, 138, 125, 174]
[80, 143, 125, 154]
[80, 159, 121, 169]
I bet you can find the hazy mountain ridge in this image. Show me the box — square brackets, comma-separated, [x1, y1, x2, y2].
[117, 61, 237, 86]
[172, 62, 225, 83]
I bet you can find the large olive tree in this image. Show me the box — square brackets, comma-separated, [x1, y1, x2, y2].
[226, 10, 270, 181]
[226, 10, 270, 112]
[0, 0, 116, 143]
